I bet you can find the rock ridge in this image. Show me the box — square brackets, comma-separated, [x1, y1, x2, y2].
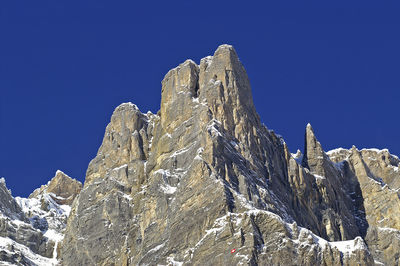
[0, 171, 81, 265]
[57, 45, 400, 266]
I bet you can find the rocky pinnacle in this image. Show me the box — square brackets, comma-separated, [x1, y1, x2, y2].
[58, 45, 400, 266]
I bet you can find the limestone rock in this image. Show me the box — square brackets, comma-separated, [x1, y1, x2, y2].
[30, 170, 82, 205]
[0, 178, 24, 220]
[327, 147, 400, 230]
[0, 172, 80, 265]
[57, 44, 399, 266]
[365, 226, 400, 265]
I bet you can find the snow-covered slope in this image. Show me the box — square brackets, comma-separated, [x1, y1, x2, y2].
[0, 171, 81, 266]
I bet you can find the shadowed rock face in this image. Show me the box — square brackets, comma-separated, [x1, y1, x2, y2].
[0, 179, 24, 220]
[0, 179, 52, 261]
[59, 45, 399, 266]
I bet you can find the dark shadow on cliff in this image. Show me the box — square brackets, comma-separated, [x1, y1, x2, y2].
[341, 160, 369, 238]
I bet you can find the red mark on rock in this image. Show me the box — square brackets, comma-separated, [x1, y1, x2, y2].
[230, 248, 236, 254]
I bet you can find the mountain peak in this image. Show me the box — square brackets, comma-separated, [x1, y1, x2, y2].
[302, 123, 325, 171]
[213, 44, 239, 64]
[2, 46, 400, 266]
[215, 43, 235, 50]
[29, 170, 82, 205]
[56, 46, 400, 266]
[160, 44, 259, 139]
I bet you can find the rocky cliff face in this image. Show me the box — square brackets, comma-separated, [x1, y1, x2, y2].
[56, 45, 400, 266]
[2, 45, 399, 265]
[0, 171, 81, 265]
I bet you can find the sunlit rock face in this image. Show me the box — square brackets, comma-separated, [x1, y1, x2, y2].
[58, 45, 399, 266]
[30, 170, 82, 205]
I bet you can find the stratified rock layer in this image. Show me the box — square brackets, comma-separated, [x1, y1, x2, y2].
[60, 45, 399, 266]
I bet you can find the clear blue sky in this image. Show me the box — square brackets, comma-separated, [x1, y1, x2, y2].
[1, 1, 399, 197]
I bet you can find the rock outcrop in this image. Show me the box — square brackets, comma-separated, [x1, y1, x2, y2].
[0, 171, 81, 265]
[327, 147, 400, 265]
[59, 45, 400, 265]
[1, 45, 397, 265]
[30, 170, 82, 205]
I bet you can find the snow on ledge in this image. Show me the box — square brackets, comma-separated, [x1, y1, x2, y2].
[329, 237, 367, 254]
[0, 236, 57, 266]
[326, 147, 348, 155]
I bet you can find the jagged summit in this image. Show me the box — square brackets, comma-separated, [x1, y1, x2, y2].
[160, 44, 258, 138]
[0, 177, 24, 220]
[1, 44, 394, 265]
[301, 123, 333, 175]
[58, 45, 400, 265]
[1, 45, 399, 265]
[30, 170, 82, 205]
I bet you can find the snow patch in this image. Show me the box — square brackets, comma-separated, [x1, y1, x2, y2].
[313, 174, 326, 180]
[329, 237, 366, 254]
[160, 184, 177, 194]
[200, 55, 213, 66]
[378, 227, 400, 233]
[170, 144, 194, 157]
[112, 164, 128, 171]
[326, 148, 348, 155]
[194, 147, 204, 161]
[194, 214, 229, 249]
[120, 192, 133, 201]
[118, 102, 139, 110]
[0, 236, 57, 266]
[44, 229, 64, 242]
[294, 226, 368, 256]
[14, 190, 72, 265]
[148, 243, 165, 254]
[207, 120, 223, 138]
[166, 256, 184, 266]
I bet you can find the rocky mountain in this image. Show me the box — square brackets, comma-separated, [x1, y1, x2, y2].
[0, 171, 81, 265]
[58, 44, 398, 266]
[1, 44, 399, 265]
